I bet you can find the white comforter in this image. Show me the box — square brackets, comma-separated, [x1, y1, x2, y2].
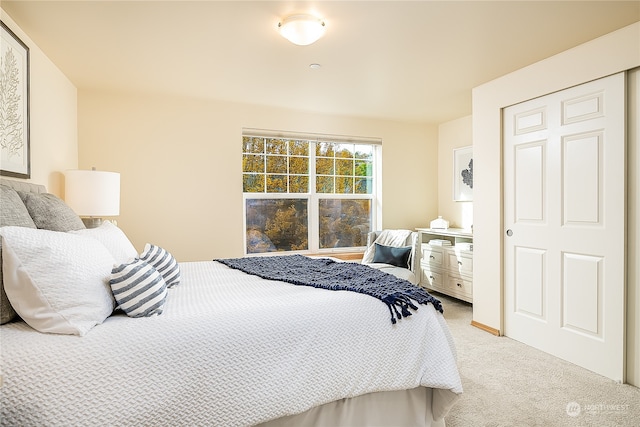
[0, 260, 462, 426]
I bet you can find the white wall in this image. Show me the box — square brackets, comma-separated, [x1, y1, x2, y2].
[437, 116, 473, 229]
[0, 10, 78, 195]
[473, 22, 640, 385]
[78, 89, 438, 261]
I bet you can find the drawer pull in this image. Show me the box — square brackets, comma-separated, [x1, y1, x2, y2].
[430, 255, 435, 260]
[429, 275, 435, 280]
[456, 283, 462, 287]
[458, 261, 462, 265]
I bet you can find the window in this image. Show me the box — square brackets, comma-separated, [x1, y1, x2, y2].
[243, 130, 380, 254]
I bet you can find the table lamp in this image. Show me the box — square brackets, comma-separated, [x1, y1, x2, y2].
[65, 168, 120, 228]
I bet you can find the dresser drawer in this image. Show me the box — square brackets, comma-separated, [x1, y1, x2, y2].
[421, 245, 444, 268]
[446, 274, 473, 298]
[447, 251, 473, 276]
[421, 267, 443, 288]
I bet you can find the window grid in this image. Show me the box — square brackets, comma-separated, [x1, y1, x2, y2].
[243, 137, 312, 194]
[243, 134, 378, 254]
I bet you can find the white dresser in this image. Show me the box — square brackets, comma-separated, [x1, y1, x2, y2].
[416, 228, 473, 303]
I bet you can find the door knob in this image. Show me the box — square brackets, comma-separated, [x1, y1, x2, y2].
[506, 229, 513, 237]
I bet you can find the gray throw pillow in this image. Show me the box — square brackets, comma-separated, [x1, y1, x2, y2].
[17, 191, 85, 232]
[0, 185, 37, 324]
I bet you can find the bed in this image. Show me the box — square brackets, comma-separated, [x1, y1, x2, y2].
[0, 178, 462, 427]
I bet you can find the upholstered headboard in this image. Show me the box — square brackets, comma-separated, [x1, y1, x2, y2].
[0, 178, 85, 324]
[0, 178, 46, 194]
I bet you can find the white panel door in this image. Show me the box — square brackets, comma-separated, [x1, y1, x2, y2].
[503, 73, 626, 382]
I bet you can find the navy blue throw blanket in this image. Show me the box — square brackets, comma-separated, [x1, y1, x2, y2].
[215, 254, 443, 324]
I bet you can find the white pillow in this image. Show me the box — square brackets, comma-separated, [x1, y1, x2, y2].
[110, 259, 167, 317]
[0, 226, 116, 336]
[71, 221, 137, 264]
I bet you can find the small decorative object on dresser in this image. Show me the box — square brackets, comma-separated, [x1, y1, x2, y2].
[416, 227, 473, 303]
[429, 216, 449, 230]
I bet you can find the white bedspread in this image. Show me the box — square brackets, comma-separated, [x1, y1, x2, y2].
[0, 260, 462, 426]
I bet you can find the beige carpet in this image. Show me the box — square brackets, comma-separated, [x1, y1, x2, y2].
[436, 292, 639, 427]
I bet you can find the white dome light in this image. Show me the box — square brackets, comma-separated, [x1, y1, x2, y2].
[278, 14, 326, 46]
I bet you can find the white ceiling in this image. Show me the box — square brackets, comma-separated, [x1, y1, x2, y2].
[3, 1, 639, 124]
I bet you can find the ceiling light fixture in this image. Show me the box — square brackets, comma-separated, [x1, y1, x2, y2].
[278, 14, 326, 46]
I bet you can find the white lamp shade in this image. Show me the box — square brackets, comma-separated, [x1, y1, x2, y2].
[65, 170, 120, 217]
[278, 15, 326, 46]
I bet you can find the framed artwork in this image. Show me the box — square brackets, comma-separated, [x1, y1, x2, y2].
[453, 146, 473, 201]
[1, 21, 30, 179]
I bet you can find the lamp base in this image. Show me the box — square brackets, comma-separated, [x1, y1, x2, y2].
[81, 217, 103, 229]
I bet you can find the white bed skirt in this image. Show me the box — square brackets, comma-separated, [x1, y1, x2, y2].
[257, 387, 446, 427]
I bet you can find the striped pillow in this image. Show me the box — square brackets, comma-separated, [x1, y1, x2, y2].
[110, 259, 167, 317]
[140, 244, 181, 288]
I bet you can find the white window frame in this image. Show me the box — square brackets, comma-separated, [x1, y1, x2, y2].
[242, 128, 382, 256]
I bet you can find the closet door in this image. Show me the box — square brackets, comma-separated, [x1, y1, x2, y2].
[503, 72, 626, 382]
